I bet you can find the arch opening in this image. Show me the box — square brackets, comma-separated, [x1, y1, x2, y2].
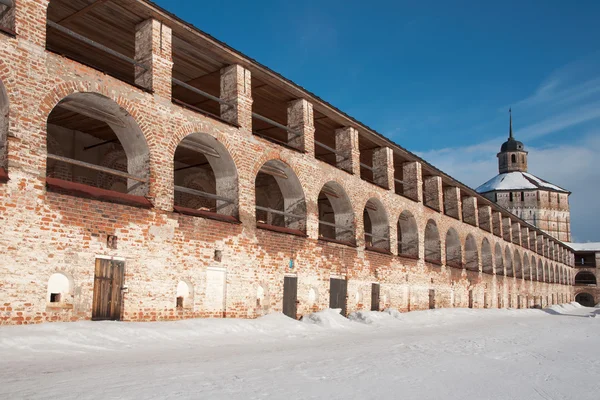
[363, 198, 389, 251]
[514, 250, 522, 279]
[505, 247, 513, 277]
[574, 271, 596, 286]
[47, 272, 71, 304]
[481, 238, 493, 274]
[424, 220, 441, 264]
[174, 133, 238, 218]
[465, 234, 478, 272]
[317, 181, 355, 244]
[255, 160, 306, 232]
[46, 93, 150, 199]
[575, 292, 595, 307]
[494, 243, 504, 275]
[176, 280, 194, 309]
[523, 256, 530, 280]
[397, 210, 419, 258]
[0, 0, 15, 32]
[445, 228, 462, 268]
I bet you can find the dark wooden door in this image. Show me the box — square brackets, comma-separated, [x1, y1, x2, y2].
[468, 290, 473, 308]
[371, 283, 380, 311]
[429, 289, 435, 309]
[329, 278, 347, 316]
[282, 276, 298, 319]
[92, 258, 124, 321]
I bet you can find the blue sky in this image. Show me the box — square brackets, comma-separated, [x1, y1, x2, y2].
[156, 0, 600, 242]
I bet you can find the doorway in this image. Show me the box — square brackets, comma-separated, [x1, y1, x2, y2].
[371, 283, 380, 311]
[282, 276, 298, 319]
[92, 258, 125, 321]
[329, 278, 348, 316]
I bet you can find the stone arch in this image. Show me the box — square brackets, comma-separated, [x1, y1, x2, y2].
[424, 219, 441, 263]
[505, 247, 513, 277]
[317, 181, 355, 243]
[0, 75, 8, 169]
[173, 132, 239, 217]
[544, 261, 550, 283]
[363, 197, 390, 251]
[494, 242, 504, 275]
[538, 259, 544, 282]
[481, 238, 493, 274]
[531, 255, 537, 281]
[46, 92, 150, 195]
[397, 210, 419, 258]
[464, 234, 479, 272]
[574, 271, 596, 285]
[514, 250, 522, 279]
[445, 228, 462, 268]
[47, 272, 73, 304]
[255, 159, 306, 231]
[176, 279, 194, 309]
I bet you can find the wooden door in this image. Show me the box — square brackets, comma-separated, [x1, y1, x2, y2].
[371, 283, 380, 311]
[282, 276, 298, 319]
[429, 289, 435, 309]
[92, 258, 124, 321]
[468, 290, 474, 309]
[329, 278, 347, 316]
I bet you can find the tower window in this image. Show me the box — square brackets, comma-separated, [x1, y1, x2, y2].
[509, 192, 513, 202]
[511, 154, 516, 163]
[521, 191, 524, 201]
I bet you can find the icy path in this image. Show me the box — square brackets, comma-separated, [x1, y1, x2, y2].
[1, 304, 599, 400]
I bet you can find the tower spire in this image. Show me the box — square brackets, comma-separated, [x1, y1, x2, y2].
[509, 108, 513, 140]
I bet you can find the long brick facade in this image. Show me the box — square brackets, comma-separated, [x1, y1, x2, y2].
[0, 0, 575, 325]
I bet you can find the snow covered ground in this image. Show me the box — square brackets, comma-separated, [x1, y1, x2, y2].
[1, 303, 599, 400]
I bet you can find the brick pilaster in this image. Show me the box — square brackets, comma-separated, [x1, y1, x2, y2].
[220, 65, 253, 132]
[372, 146, 394, 190]
[462, 196, 478, 226]
[135, 19, 173, 98]
[287, 99, 314, 154]
[335, 127, 360, 175]
[478, 205, 492, 232]
[423, 176, 443, 211]
[443, 187, 461, 220]
[402, 161, 422, 202]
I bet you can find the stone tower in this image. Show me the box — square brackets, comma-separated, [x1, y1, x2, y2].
[477, 110, 572, 242]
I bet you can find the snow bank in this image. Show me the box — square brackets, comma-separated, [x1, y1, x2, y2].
[301, 308, 353, 328]
[547, 302, 584, 314]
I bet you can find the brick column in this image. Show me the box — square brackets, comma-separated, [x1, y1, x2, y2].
[462, 196, 478, 226]
[287, 99, 315, 154]
[220, 65, 253, 132]
[443, 187, 461, 220]
[521, 227, 529, 249]
[403, 161, 422, 202]
[424, 176, 443, 211]
[335, 127, 360, 175]
[135, 19, 173, 98]
[492, 211, 503, 237]
[372, 146, 394, 190]
[13, 0, 49, 47]
[478, 205, 492, 232]
[502, 218, 512, 242]
[537, 236, 544, 255]
[511, 222, 521, 246]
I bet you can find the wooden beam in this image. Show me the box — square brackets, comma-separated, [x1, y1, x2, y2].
[58, 0, 111, 25]
[47, 154, 147, 183]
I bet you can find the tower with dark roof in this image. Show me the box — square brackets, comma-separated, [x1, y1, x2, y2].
[477, 110, 572, 241]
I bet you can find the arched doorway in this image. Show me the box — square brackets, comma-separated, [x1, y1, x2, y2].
[424, 220, 441, 264]
[363, 198, 389, 251]
[317, 181, 355, 244]
[397, 210, 419, 258]
[445, 228, 462, 268]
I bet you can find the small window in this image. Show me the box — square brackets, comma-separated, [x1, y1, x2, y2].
[509, 192, 513, 202]
[511, 154, 516, 163]
[176, 296, 184, 308]
[50, 293, 61, 303]
[521, 192, 524, 201]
